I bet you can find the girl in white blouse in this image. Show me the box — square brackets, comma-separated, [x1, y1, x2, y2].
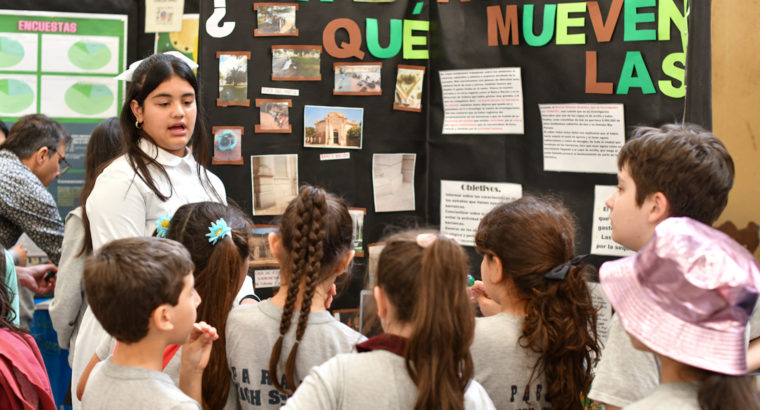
[71, 52, 228, 409]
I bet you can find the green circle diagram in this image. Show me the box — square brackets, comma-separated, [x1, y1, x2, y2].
[0, 79, 34, 113]
[0, 37, 25, 69]
[64, 82, 113, 115]
[68, 41, 111, 70]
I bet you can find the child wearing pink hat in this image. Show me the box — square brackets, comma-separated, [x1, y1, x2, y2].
[600, 217, 760, 410]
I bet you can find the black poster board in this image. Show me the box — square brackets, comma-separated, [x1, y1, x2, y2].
[197, 0, 703, 308]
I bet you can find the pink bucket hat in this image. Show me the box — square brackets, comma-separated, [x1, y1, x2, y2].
[600, 217, 760, 375]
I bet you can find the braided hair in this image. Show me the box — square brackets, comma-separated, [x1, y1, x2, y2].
[269, 185, 353, 394]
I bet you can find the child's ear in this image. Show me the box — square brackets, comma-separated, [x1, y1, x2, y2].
[373, 285, 388, 320]
[648, 192, 671, 224]
[151, 304, 175, 332]
[334, 250, 355, 276]
[268, 232, 282, 262]
[489, 254, 505, 284]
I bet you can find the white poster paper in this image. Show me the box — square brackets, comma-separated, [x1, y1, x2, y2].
[587, 281, 613, 346]
[0, 33, 38, 72]
[539, 103, 625, 174]
[590, 185, 635, 257]
[440, 67, 524, 135]
[0, 74, 38, 117]
[40, 76, 118, 119]
[41, 34, 120, 74]
[254, 269, 280, 288]
[145, 0, 185, 33]
[440, 180, 522, 247]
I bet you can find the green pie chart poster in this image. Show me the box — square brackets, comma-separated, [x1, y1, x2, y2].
[0, 36, 24, 69]
[0, 78, 35, 114]
[63, 82, 114, 115]
[68, 40, 112, 70]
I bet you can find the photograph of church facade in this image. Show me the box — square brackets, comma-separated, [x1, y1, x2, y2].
[304, 105, 363, 149]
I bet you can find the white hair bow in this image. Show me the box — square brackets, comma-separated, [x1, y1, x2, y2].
[114, 51, 198, 81]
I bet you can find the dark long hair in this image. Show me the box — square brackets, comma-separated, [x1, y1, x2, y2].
[167, 202, 251, 410]
[475, 196, 600, 410]
[269, 185, 353, 395]
[120, 53, 220, 202]
[697, 371, 760, 410]
[79, 117, 124, 256]
[0, 246, 19, 331]
[377, 231, 475, 410]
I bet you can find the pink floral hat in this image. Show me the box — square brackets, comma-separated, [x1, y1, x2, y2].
[600, 217, 760, 375]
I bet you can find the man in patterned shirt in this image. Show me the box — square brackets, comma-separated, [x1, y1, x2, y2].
[0, 114, 71, 324]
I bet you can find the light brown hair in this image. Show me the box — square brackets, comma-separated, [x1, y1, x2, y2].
[618, 123, 734, 224]
[83, 237, 193, 343]
[269, 185, 353, 394]
[377, 230, 475, 410]
[168, 201, 251, 410]
[475, 196, 600, 410]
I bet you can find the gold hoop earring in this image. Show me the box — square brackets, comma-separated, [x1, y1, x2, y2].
[135, 120, 142, 129]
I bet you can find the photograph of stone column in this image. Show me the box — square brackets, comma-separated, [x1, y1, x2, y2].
[304, 105, 363, 149]
[372, 153, 416, 212]
[250, 154, 298, 215]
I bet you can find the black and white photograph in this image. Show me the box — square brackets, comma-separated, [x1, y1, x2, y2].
[372, 153, 416, 212]
[251, 154, 298, 215]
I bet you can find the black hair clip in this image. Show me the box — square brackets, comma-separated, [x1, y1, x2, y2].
[543, 254, 588, 280]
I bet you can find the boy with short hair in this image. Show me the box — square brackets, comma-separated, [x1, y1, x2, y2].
[589, 123, 736, 409]
[81, 237, 218, 410]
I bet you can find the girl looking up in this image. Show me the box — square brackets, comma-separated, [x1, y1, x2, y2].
[225, 185, 364, 409]
[166, 201, 253, 410]
[472, 196, 600, 410]
[283, 230, 495, 410]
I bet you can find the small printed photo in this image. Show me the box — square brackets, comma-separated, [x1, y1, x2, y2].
[332, 309, 360, 332]
[251, 154, 298, 216]
[373, 153, 416, 213]
[211, 126, 244, 165]
[255, 3, 298, 36]
[393, 65, 425, 112]
[334, 63, 382, 96]
[355, 0, 395, 2]
[366, 242, 385, 287]
[304, 105, 363, 150]
[255, 99, 292, 133]
[271, 46, 321, 81]
[217, 52, 251, 106]
[249, 225, 280, 267]
[348, 208, 366, 257]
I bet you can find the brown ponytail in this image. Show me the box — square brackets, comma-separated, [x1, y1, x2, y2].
[697, 372, 760, 410]
[377, 231, 475, 410]
[269, 185, 352, 394]
[167, 202, 251, 410]
[475, 196, 600, 410]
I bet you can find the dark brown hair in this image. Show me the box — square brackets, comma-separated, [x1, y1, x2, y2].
[618, 123, 734, 224]
[79, 117, 124, 257]
[269, 185, 353, 394]
[168, 202, 251, 410]
[377, 230, 475, 410]
[0, 114, 72, 159]
[475, 196, 600, 410]
[121, 53, 220, 203]
[83, 237, 193, 343]
[0, 246, 19, 331]
[697, 372, 760, 410]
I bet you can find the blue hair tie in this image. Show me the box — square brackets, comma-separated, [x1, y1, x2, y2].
[206, 218, 232, 245]
[155, 213, 171, 238]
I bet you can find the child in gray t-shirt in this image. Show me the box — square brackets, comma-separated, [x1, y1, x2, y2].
[80, 237, 218, 410]
[225, 186, 364, 409]
[471, 197, 600, 409]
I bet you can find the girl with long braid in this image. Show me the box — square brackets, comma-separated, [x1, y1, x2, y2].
[225, 185, 364, 409]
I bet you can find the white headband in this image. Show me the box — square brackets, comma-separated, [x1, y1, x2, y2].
[115, 51, 199, 82]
